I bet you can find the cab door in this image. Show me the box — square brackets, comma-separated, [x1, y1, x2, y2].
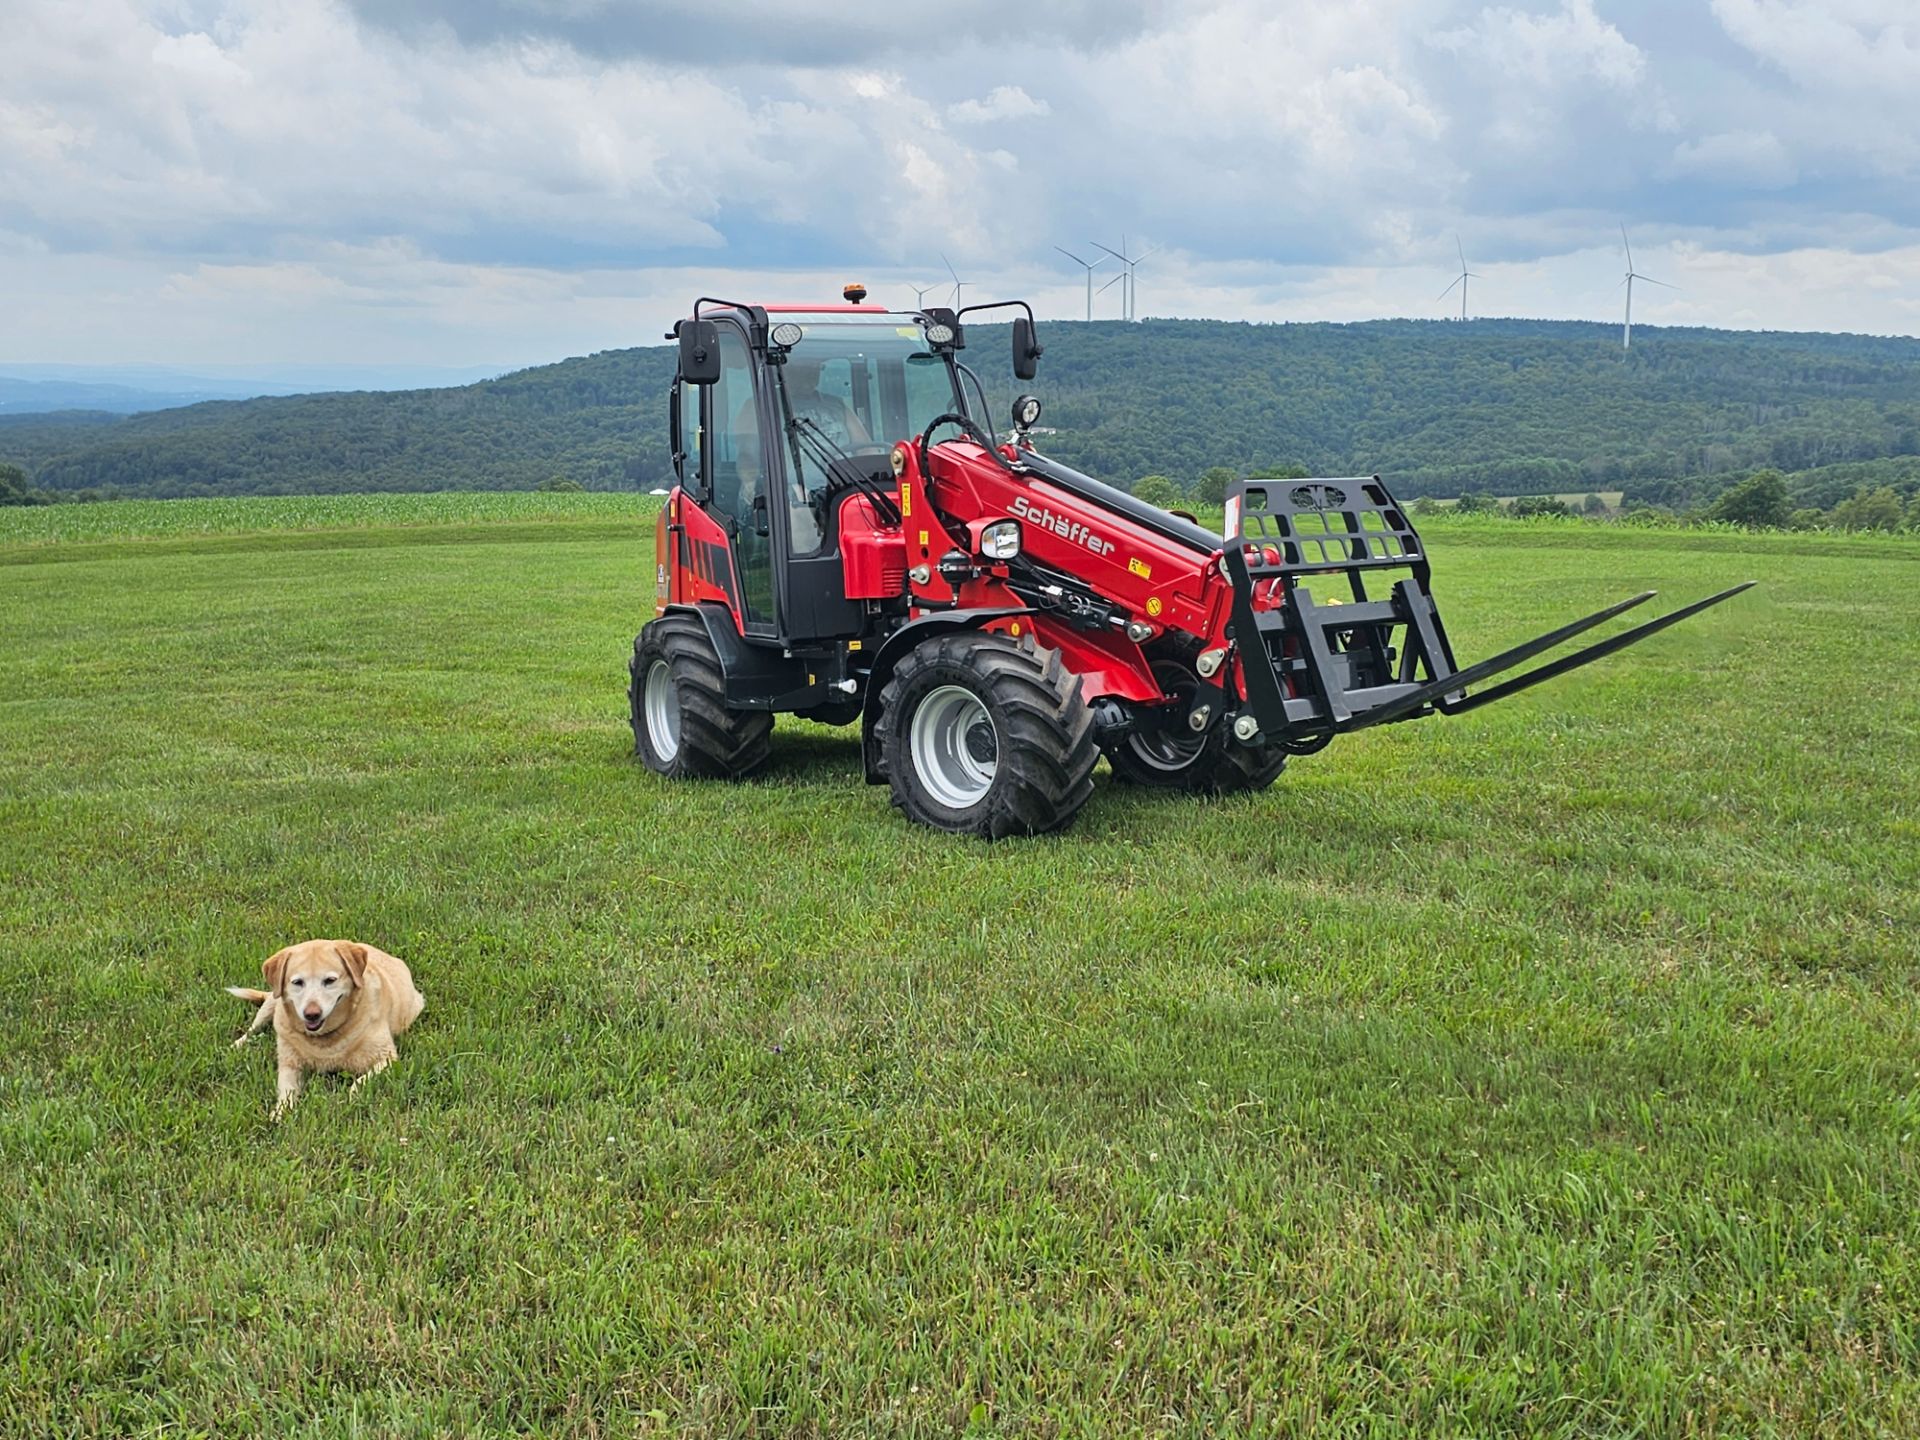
[702, 323, 777, 636]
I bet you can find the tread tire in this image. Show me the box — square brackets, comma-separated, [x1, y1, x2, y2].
[876, 630, 1098, 839]
[630, 612, 773, 780]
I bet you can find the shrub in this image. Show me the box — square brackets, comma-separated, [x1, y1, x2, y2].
[1511, 495, 1572, 518]
[1132, 475, 1183, 508]
[1193, 466, 1238, 506]
[1708, 469, 1791, 529]
[1829, 485, 1905, 532]
[1, 462, 49, 507]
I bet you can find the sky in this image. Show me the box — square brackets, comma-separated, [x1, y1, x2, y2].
[2, 0, 1915, 377]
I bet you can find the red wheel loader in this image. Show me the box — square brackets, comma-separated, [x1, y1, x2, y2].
[631, 287, 1750, 838]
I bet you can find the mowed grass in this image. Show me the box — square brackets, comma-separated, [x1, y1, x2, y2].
[0, 489, 651, 547]
[2, 495, 1917, 1438]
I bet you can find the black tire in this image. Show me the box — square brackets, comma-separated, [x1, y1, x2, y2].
[629, 612, 773, 780]
[876, 631, 1098, 839]
[1104, 652, 1288, 794]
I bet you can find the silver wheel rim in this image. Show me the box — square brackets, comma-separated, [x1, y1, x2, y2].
[644, 659, 681, 761]
[910, 684, 998, 810]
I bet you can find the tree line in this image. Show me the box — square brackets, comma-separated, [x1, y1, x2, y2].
[4, 318, 1918, 523]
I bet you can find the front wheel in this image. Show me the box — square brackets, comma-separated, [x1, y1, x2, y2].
[629, 612, 773, 780]
[876, 631, 1098, 838]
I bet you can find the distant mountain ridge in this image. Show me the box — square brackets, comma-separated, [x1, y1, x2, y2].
[3, 318, 1917, 507]
[0, 375, 276, 415]
[0, 362, 514, 416]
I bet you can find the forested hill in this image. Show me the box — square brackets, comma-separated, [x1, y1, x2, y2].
[5, 317, 1917, 507]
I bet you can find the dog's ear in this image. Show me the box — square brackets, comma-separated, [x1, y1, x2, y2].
[335, 942, 370, 987]
[262, 947, 294, 998]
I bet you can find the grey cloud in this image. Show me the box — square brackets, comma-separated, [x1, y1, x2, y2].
[344, 0, 1171, 66]
[1667, 130, 1797, 190]
[6, 0, 1920, 366]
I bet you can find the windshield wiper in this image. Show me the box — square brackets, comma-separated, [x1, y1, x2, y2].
[789, 415, 900, 525]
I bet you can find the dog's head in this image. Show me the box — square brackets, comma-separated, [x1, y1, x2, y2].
[262, 940, 369, 1037]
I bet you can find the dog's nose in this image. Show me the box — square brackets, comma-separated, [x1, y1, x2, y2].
[303, 1009, 322, 1025]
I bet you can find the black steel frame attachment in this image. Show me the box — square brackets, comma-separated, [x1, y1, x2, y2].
[1220, 476, 1754, 742]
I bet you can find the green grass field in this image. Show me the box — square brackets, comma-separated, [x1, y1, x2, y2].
[3, 495, 1917, 1437]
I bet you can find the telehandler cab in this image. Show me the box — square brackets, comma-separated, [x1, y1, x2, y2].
[631, 285, 1750, 838]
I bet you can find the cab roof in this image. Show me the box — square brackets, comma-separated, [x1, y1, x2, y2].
[763, 304, 889, 313]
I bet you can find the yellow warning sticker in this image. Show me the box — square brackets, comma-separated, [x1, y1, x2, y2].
[1128, 557, 1152, 580]
[1146, 596, 1164, 617]
[918, 530, 929, 548]
[899, 484, 911, 516]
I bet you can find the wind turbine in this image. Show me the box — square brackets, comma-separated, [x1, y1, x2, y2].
[1438, 235, 1478, 321]
[910, 282, 937, 309]
[941, 252, 967, 309]
[1619, 225, 1674, 351]
[1091, 238, 1160, 321]
[1096, 269, 1125, 318]
[1054, 246, 1107, 322]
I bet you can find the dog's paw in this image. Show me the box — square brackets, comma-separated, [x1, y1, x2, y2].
[233, 1034, 252, 1049]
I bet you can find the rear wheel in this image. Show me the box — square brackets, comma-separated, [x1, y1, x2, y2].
[877, 631, 1098, 838]
[629, 612, 773, 779]
[1105, 653, 1288, 794]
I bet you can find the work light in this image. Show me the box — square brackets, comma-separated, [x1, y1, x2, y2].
[980, 520, 1021, 560]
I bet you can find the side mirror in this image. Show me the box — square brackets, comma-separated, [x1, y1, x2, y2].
[1012, 316, 1043, 381]
[678, 320, 721, 385]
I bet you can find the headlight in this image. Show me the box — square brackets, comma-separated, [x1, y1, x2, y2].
[1011, 394, 1042, 429]
[924, 322, 954, 345]
[770, 322, 804, 347]
[979, 520, 1021, 561]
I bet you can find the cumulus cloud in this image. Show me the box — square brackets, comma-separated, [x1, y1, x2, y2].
[1667, 129, 1797, 189]
[1432, 0, 1648, 90]
[948, 86, 1050, 124]
[1710, 0, 1920, 93]
[1, 0, 1917, 364]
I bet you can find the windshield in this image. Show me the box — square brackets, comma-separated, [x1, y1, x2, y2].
[769, 318, 961, 553]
